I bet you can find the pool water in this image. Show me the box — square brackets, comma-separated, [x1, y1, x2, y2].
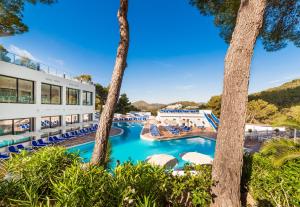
[69, 122, 216, 168]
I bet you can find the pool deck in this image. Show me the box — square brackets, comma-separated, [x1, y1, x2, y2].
[140, 124, 217, 141]
[57, 127, 123, 148]
[140, 124, 263, 152]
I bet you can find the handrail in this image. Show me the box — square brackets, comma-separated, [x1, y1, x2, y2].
[211, 113, 220, 124]
[204, 113, 218, 131]
[0, 50, 93, 85]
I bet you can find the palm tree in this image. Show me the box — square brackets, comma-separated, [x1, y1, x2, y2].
[91, 0, 129, 166]
[260, 138, 300, 167]
[210, 1, 267, 206]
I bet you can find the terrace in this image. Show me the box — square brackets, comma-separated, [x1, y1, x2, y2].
[0, 51, 93, 85]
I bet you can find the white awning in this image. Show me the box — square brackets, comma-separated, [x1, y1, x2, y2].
[181, 152, 213, 165]
[146, 154, 178, 168]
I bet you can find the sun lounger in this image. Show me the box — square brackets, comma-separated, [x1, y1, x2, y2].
[0, 153, 10, 160]
[32, 140, 47, 147]
[37, 139, 51, 145]
[16, 144, 34, 152]
[8, 146, 20, 154]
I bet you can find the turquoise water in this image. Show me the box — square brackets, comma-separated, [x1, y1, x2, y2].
[69, 122, 216, 168]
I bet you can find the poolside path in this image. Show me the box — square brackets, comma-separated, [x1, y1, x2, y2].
[57, 127, 123, 148]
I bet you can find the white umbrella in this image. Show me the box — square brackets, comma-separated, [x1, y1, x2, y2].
[181, 152, 213, 165]
[146, 154, 178, 168]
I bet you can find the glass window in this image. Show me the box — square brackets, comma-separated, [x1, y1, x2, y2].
[0, 76, 34, 104]
[66, 114, 79, 125]
[72, 114, 79, 123]
[18, 79, 34, 103]
[41, 117, 51, 129]
[0, 76, 17, 103]
[65, 115, 72, 125]
[0, 118, 33, 135]
[67, 88, 80, 105]
[41, 83, 61, 104]
[0, 120, 13, 136]
[41, 116, 61, 129]
[83, 113, 93, 122]
[51, 116, 61, 128]
[51, 85, 61, 104]
[14, 118, 31, 134]
[83, 91, 93, 105]
[41, 84, 51, 104]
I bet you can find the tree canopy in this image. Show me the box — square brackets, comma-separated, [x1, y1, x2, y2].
[190, 0, 300, 51]
[75, 74, 92, 82]
[115, 93, 138, 114]
[206, 95, 222, 116]
[95, 83, 109, 110]
[0, 0, 57, 36]
[247, 99, 278, 124]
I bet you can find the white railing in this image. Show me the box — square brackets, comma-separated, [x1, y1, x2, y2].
[0, 51, 93, 85]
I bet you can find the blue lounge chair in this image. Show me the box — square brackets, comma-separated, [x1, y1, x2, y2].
[32, 140, 46, 147]
[52, 136, 66, 142]
[0, 153, 9, 160]
[8, 146, 20, 154]
[48, 137, 61, 143]
[16, 144, 34, 152]
[37, 139, 51, 145]
[62, 132, 75, 139]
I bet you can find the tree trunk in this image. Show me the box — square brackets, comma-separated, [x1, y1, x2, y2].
[210, 0, 267, 206]
[91, 0, 129, 166]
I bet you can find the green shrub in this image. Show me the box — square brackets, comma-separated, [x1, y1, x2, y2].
[168, 165, 212, 207]
[52, 164, 115, 207]
[244, 151, 300, 207]
[113, 162, 172, 206]
[0, 147, 80, 206]
[0, 147, 213, 207]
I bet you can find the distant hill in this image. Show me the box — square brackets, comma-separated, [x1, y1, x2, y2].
[169, 101, 205, 107]
[249, 79, 300, 109]
[132, 101, 166, 112]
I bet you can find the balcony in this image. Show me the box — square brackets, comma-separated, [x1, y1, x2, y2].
[0, 51, 93, 85]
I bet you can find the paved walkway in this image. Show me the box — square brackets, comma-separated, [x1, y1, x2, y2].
[57, 127, 123, 148]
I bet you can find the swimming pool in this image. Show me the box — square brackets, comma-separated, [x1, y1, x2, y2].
[69, 122, 216, 168]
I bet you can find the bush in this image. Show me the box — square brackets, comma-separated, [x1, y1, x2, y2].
[0, 147, 80, 206]
[0, 147, 212, 207]
[243, 151, 300, 207]
[52, 164, 116, 207]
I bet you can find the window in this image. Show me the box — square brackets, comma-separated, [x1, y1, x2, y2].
[41, 84, 51, 104]
[83, 113, 93, 122]
[0, 120, 13, 136]
[65, 114, 79, 125]
[0, 75, 34, 103]
[66, 88, 80, 105]
[0, 118, 33, 136]
[41, 83, 61, 104]
[51, 85, 61, 104]
[41, 116, 61, 129]
[14, 118, 32, 134]
[82, 91, 93, 105]
[18, 79, 34, 103]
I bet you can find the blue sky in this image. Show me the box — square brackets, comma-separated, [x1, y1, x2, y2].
[1, 0, 300, 103]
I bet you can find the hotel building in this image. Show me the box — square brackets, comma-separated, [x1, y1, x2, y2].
[0, 52, 96, 150]
[156, 109, 219, 131]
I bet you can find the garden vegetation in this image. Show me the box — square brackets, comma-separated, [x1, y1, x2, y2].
[0, 141, 299, 207]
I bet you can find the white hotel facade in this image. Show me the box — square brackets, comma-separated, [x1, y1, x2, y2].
[0, 52, 96, 150]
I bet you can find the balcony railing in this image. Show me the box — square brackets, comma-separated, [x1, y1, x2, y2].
[0, 51, 93, 85]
